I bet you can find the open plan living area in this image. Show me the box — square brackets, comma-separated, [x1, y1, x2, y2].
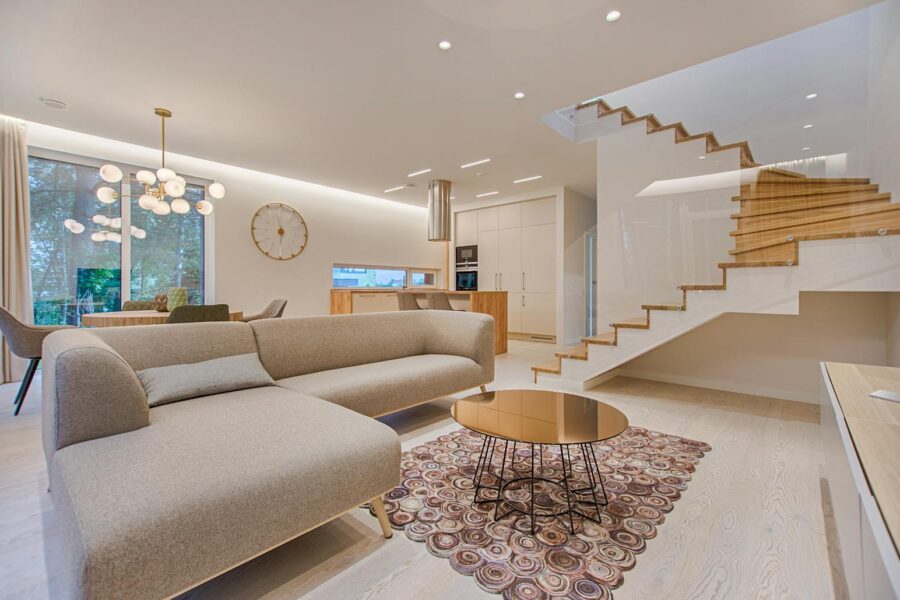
[1, 0, 899, 598]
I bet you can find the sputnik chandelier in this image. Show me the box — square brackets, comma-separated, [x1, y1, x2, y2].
[94, 107, 224, 225]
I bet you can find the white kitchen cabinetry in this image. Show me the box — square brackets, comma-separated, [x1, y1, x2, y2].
[457, 196, 557, 338]
[455, 210, 478, 246]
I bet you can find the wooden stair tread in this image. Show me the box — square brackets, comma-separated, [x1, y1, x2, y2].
[611, 316, 650, 329]
[731, 226, 900, 255]
[582, 332, 617, 345]
[642, 303, 684, 311]
[759, 167, 806, 179]
[555, 345, 589, 360]
[680, 283, 725, 291]
[753, 177, 870, 186]
[732, 192, 889, 219]
[531, 359, 561, 375]
[731, 202, 900, 237]
[735, 184, 879, 201]
[719, 260, 795, 268]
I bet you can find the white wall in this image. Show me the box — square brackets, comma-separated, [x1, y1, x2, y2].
[25, 122, 444, 317]
[619, 292, 894, 403]
[888, 294, 900, 367]
[865, 0, 900, 197]
[594, 114, 740, 326]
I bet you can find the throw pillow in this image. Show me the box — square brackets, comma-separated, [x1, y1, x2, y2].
[153, 293, 168, 312]
[167, 287, 188, 311]
[136, 353, 275, 408]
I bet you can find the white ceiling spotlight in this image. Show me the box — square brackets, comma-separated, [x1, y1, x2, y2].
[698, 156, 706, 160]
[407, 168, 432, 177]
[461, 158, 491, 169]
[476, 191, 499, 198]
[606, 10, 622, 22]
[513, 175, 542, 183]
[806, 93, 818, 99]
[514, 92, 525, 100]
[801, 147, 811, 151]
[803, 124, 814, 129]
[438, 40, 452, 50]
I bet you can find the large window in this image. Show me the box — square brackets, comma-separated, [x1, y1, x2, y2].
[29, 154, 208, 325]
[332, 264, 439, 289]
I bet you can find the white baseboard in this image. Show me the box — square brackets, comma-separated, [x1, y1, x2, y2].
[612, 368, 820, 405]
[581, 368, 622, 391]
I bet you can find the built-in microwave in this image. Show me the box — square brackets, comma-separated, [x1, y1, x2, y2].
[456, 270, 478, 291]
[455, 245, 477, 265]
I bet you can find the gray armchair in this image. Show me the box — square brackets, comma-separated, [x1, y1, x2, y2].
[0, 306, 73, 415]
[241, 299, 287, 322]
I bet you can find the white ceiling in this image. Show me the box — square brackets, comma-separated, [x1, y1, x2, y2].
[0, 0, 879, 206]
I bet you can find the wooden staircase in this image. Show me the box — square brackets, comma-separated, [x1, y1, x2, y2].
[531, 101, 897, 384]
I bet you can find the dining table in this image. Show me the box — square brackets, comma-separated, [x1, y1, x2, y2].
[80, 309, 244, 327]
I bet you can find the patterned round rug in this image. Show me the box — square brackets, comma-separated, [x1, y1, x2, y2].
[371, 426, 710, 599]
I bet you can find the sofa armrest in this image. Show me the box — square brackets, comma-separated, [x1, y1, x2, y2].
[42, 329, 149, 465]
[422, 311, 495, 383]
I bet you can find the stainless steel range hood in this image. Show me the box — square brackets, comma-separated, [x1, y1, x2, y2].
[427, 179, 451, 241]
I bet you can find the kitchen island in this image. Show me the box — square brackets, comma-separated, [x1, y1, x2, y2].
[330, 289, 507, 354]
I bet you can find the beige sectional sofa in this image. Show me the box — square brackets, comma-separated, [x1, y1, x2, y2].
[41, 310, 494, 600]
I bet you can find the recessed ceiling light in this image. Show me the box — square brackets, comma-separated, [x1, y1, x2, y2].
[461, 158, 491, 169]
[514, 92, 525, 100]
[438, 40, 452, 50]
[606, 10, 621, 22]
[384, 185, 409, 193]
[803, 124, 814, 129]
[801, 147, 811, 151]
[407, 168, 432, 177]
[450, 196, 456, 200]
[806, 93, 818, 99]
[38, 97, 68, 110]
[476, 191, 499, 198]
[698, 156, 706, 160]
[514, 175, 543, 183]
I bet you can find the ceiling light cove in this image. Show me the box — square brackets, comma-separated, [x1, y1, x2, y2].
[606, 10, 622, 22]
[461, 158, 491, 169]
[514, 92, 525, 100]
[476, 191, 499, 198]
[513, 175, 542, 183]
[806, 93, 818, 99]
[803, 124, 814, 129]
[384, 185, 409, 193]
[407, 168, 432, 177]
[438, 40, 452, 50]
[801, 146, 811, 151]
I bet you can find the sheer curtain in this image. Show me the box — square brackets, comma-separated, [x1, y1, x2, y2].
[0, 116, 34, 382]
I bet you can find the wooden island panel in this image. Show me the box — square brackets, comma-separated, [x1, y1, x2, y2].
[329, 289, 507, 354]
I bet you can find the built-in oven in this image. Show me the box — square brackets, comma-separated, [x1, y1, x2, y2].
[456, 270, 478, 291]
[455, 245, 477, 265]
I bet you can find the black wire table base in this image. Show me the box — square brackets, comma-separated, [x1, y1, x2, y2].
[470, 435, 609, 535]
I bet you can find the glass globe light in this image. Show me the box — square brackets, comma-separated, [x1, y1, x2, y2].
[170, 198, 190, 214]
[63, 219, 77, 230]
[106, 231, 122, 243]
[195, 200, 214, 215]
[138, 194, 158, 210]
[96, 186, 117, 204]
[91, 214, 108, 225]
[164, 179, 186, 198]
[174, 175, 186, 186]
[99, 164, 123, 183]
[153, 201, 172, 215]
[70, 222, 85, 234]
[109, 217, 122, 229]
[156, 168, 176, 182]
[207, 182, 225, 199]
[136, 170, 157, 185]
[132, 228, 147, 240]
[90, 231, 106, 242]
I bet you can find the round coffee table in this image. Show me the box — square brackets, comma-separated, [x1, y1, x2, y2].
[451, 389, 628, 534]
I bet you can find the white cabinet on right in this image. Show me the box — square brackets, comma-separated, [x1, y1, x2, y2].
[522, 292, 556, 337]
[522, 223, 555, 294]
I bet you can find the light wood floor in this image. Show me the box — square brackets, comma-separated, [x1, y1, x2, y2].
[0, 341, 845, 599]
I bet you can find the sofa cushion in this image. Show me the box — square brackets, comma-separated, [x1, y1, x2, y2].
[276, 353, 484, 417]
[136, 352, 275, 407]
[48, 386, 400, 600]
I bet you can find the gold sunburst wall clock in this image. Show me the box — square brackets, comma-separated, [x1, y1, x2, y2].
[250, 203, 309, 260]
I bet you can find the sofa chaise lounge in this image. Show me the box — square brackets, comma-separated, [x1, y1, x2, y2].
[42, 310, 494, 600]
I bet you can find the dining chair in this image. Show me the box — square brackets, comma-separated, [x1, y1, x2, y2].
[426, 292, 463, 311]
[241, 299, 287, 322]
[0, 306, 74, 415]
[166, 304, 230, 324]
[397, 292, 423, 310]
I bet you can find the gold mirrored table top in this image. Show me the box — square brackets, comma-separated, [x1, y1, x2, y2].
[451, 389, 628, 445]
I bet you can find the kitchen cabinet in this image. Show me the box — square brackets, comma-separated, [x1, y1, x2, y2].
[455, 210, 478, 246]
[477, 231, 499, 290]
[522, 223, 556, 293]
[522, 293, 556, 336]
[522, 197, 556, 227]
[498, 203, 522, 229]
[498, 228, 522, 292]
[477, 206, 499, 232]
[507, 292, 523, 331]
